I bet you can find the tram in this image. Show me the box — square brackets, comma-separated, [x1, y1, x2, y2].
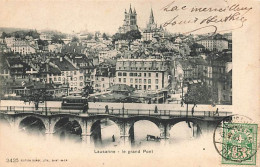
[61, 96, 88, 110]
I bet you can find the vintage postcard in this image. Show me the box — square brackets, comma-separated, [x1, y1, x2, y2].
[0, 0, 259, 166]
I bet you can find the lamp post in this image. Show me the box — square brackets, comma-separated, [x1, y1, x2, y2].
[44, 80, 47, 116]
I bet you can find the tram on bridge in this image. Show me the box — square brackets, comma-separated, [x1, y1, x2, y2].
[61, 96, 88, 110]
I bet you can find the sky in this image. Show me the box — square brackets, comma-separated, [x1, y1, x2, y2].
[0, 0, 254, 35]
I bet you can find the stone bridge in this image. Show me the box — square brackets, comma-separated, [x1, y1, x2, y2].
[0, 105, 232, 146]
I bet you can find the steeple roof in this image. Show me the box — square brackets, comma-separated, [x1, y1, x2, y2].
[149, 8, 155, 24]
[129, 4, 133, 13]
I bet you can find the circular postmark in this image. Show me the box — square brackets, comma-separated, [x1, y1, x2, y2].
[213, 114, 258, 165]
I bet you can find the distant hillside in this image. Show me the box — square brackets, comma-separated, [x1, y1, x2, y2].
[0, 27, 32, 34]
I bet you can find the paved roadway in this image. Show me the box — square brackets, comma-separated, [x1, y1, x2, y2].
[0, 100, 232, 113]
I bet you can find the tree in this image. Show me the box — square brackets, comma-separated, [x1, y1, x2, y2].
[71, 36, 79, 42]
[125, 30, 141, 41]
[51, 34, 64, 44]
[38, 39, 49, 50]
[1, 32, 11, 38]
[38, 39, 48, 46]
[86, 33, 93, 40]
[102, 33, 109, 40]
[27, 30, 40, 39]
[83, 85, 93, 97]
[185, 83, 212, 104]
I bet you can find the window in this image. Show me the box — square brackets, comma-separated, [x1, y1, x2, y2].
[101, 78, 104, 81]
[144, 79, 147, 84]
[139, 79, 142, 83]
[80, 76, 83, 80]
[118, 78, 121, 83]
[118, 72, 122, 76]
[134, 73, 137, 77]
[156, 85, 158, 90]
[135, 85, 138, 89]
[148, 79, 151, 84]
[144, 85, 147, 90]
[148, 85, 151, 90]
[123, 72, 127, 76]
[130, 73, 133, 76]
[74, 71, 77, 75]
[139, 85, 142, 89]
[74, 77, 77, 81]
[130, 78, 133, 83]
[54, 77, 57, 81]
[148, 73, 151, 77]
[138, 73, 141, 77]
[156, 73, 159, 77]
[155, 79, 158, 84]
[144, 73, 146, 77]
[135, 79, 138, 83]
[123, 78, 126, 83]
[58, 77, 61, 81]
[80, 82, 83, 86]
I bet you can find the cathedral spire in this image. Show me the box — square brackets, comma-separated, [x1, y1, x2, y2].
[129, 4, 133, 13]
[149, 8, 154, 24]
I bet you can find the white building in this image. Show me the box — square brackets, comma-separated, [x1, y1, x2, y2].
[116, 58, 169, 91]
[197, 39, 228, 52]
[10, 40, 37, 55]
[47, 57, 85, 93]
[5, 37, 15, 47]
[95, 75, 115, 92]
[98, 50, 119, 63]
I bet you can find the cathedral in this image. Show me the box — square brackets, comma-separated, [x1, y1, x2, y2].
[118, 5, 138, 34]
[143, 8, 164, 41]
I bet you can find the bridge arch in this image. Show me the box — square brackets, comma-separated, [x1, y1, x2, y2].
[53, 117, 83, 142]
[89, 118, 120, 146]
[128, 117, 161, 145]
[18, 115, 46, 136]
[169, 119, 202, 141]
[0, 115, 12, 128]
[50, 115, 83, 133]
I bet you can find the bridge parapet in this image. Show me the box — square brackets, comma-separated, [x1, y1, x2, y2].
[0, 106, 232, 118]
[0, 105, 233, 147]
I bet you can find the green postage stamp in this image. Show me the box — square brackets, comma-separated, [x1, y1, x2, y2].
[221, 123, 258, 165]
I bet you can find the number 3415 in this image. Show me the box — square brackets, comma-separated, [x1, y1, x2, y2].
[6, 158, 19, 163]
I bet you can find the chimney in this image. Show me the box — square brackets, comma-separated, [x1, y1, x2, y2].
[46, 63, 49, 72]
[60, 56, 63, 62]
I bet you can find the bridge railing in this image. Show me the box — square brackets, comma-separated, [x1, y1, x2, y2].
[0, 106, 80, 115]
[0, 106, 232, 117]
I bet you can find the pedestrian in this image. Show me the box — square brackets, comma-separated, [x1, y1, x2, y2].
[187, 121, 191, 128]
[105, 105, 109, 114]
[36, 103, 38, 110]
[83, 104, 88, 113]
[112, 135, 115, 142]
[191, 106, 195, 116]
[215, 108, 219, 116]
[154, 105, 158, 113]
[181, 99, 184, 107]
